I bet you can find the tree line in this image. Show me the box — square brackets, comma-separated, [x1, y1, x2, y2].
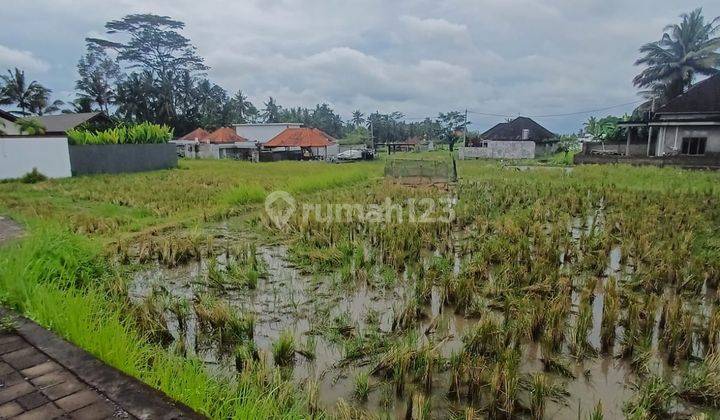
[3, 8, 719, 142]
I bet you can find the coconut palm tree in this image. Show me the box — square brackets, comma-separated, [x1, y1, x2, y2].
[351, 110, 364, 127]
[231, 90, 254, 123]
[262, 97, 280, 123]
[634, 8, 720, 101]
[0, 68, 45, 116]
[28, 86, 64, 115]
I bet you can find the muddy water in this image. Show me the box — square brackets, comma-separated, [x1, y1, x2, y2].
[128, 240, 640, 419]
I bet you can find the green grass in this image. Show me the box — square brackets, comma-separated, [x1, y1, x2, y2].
[0, 225, 308, 418]
[0, 160, 385, 419]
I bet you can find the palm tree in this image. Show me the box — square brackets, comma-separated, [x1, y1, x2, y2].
[351, 110, 364, 127]
[28, 86, 64, 115]
[634, 8, 720, 101]
[262, 97, 280, 123]
[232, 90, 254, 123]
[63, 97, 95, 114]
[15, 117, 46, 135]
[583, 117, 598, 136]
[0, 68, 44, 116]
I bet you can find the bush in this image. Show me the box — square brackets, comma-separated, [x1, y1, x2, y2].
[20, 168, 47, 184]
[67, 122, 173, 145]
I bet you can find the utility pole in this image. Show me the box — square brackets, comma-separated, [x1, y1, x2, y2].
[463, 109, 468, 146]
[646, 97, 655, 156]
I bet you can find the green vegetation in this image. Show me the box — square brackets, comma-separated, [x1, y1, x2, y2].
[3, 158, 720, 418]
[66, 122, 172, 145]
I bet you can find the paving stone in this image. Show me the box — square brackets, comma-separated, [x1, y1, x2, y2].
[0, 371, 24, 388]
[0, 337, 28, 356]
[0, 362, 13, 376]
[41, 379, 85, 401]
[0, 400, 23, 417]
[30, 370, 74, 388]
[0, 380, 34, 405]
[55, 390, 102, 412]
[0, 335, 22, 347]
[16, 390, 50, 410]
[1, 348, 48, 370]
[11, 402, 63, 420]
[20, 361, 62, 379]
[69, 400, 115, 420]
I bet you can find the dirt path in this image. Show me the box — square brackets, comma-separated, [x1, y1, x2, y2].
[0, 216, 23, 245]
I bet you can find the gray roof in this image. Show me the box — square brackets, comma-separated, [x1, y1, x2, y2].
[0, 109, 17, 122]
[481, 116, 556, 142]
[36, 112, 107, 133]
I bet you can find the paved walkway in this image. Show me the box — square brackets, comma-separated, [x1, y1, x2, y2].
[0, 332, 127, 419]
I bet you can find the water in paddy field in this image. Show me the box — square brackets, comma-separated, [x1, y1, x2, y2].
[128, 216, 719, 418]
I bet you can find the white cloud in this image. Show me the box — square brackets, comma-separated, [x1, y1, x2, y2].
[0, 45, 50, 73]
[398, 15, 469, 42]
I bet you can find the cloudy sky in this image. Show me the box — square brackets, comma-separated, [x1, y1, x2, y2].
[1, 0, 718, 133]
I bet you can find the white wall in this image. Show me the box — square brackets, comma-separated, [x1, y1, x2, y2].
[657, 125, 720, 155]
[235, 124, 302, 143]
[460, 141, 535, 159]
[0, 137, 72, 179]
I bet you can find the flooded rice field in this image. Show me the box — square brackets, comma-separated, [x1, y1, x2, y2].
[125, 179, 720, 418]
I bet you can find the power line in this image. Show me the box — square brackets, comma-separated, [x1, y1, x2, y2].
[525, 99, 645, 118]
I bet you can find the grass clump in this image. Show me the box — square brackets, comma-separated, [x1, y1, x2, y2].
[272, 330, 296, 367]
[354, 371, 370, 401]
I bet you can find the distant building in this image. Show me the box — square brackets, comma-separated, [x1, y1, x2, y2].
[0, 111, 112, 136]
[577, 73, 720, 168]
[36, 112, 112, 135]
[233, 123, 303, 144]
[461, 117, 557, 159]
[0, 109, 20, 135]
[264, 127, 339, 160]
[172, 127, 256, 160]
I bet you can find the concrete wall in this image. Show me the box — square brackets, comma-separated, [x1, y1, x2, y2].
[69, 143, 177, 175]
[234, 123, 302, 143]
[0, 137, 72, 179]
[460, 141, 535, 159]
[574, 153, 720, 169]
[656, 125, 720, 156]
[535, 142, 559, 157]
[582, 142, 647, 156]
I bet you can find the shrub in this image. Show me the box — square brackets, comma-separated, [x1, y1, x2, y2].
[67, 122, 173, 145]
[20, 168, 47, 184]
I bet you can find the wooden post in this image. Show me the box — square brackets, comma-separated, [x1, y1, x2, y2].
[625, 127, 631, 156]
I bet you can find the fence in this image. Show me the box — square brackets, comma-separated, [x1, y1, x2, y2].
[69, 144, 177, 175]
[384, 158, 457, 184]
[0, 137, 72, 179]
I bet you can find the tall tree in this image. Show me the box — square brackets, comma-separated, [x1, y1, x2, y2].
[87, 14, 208, 126]
[351, 110, 364, 127]
[28, 85, 64, 115]
[634, 8, 720, 101]
[437, 111, 467, 151]
[229, 90, 255, 124]
[0, 68, 44, 116]
[76, 44, 121, 113]
[262, 97, 280, 123]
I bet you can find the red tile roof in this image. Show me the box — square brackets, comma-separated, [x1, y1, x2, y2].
[206, 127, 248, 143]
[178, 128, 210, 141]
[264, 128, 336, 148]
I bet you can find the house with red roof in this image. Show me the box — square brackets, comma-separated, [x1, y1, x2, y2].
[172, 127, 257, 160]
[263, 127, 339, 160]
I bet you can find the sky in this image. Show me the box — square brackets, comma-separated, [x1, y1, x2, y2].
[1, 0, 718, 134]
